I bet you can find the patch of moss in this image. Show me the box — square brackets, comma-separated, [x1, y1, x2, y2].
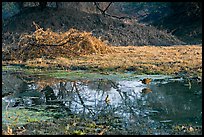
[2, 108, 52, 126]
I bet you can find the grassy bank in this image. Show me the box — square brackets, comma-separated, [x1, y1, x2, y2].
[3, 45, 202, 78]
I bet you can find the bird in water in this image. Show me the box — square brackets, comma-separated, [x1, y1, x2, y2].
[105, 95, 110, 104]
[140, 78, 152, 84]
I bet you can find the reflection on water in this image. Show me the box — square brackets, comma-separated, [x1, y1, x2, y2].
[2, 73, 202, 128]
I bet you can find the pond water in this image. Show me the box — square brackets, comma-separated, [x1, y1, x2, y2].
[2, 69, 202, 134]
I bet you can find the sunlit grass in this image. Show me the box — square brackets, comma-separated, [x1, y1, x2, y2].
[2, 45, 202, 77]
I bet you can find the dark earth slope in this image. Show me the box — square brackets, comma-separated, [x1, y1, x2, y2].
[2, 6, 185, 49]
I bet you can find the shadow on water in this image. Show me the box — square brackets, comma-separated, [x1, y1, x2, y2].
[2, 71, 202, 134]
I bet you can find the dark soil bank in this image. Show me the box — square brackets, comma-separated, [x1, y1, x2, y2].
[3, 7, 185, 47]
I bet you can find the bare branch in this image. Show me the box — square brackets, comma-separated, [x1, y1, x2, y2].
[73, 81, 95, 116]
[105, 13, 131, 20]
[103, 2, 113, 13]
[94, 2, 112, 16]
[94, 2, 131, 20]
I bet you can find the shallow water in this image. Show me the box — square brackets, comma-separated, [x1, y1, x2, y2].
[2, 70, 202, 134]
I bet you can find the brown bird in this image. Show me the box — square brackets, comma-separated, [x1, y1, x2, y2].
[142, 88, 152, 94]
[140, 78, 152, 84]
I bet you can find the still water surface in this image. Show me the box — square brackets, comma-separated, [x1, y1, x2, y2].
[2, 71, 202, 134]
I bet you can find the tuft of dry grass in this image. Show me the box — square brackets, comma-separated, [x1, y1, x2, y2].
[3, 22, 112, 61]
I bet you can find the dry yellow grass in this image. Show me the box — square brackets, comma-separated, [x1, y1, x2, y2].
[2, 25, 202, 76]
[2, 24, 202, 78]
[4, 45, 201, 77]
[3, 23, 112, 61]
[66, 45, 202, 75]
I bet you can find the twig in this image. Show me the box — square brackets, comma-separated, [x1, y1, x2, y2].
[98, 126, 109, 135]
[5, 101, 10, 113]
